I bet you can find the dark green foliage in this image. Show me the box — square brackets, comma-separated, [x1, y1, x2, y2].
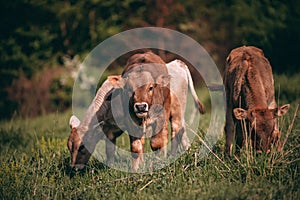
[0, 0, 299, 119]
[49, 76, 73, 111]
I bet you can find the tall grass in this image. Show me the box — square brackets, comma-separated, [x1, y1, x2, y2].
[0, 102, 299, 199]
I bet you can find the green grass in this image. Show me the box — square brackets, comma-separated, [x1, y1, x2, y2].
[0, 103, 299, 199]
[274, 73, 300, 103]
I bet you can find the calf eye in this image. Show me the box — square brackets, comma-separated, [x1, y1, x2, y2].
[149, 86, 153, 91]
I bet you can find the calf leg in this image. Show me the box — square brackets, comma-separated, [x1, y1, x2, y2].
[225, 108, 235, 157]
[235, 122, 244, 155]
[104, 128, 122, 166]
[171, 125, 190, 154]
[170, 116, 182, 154]
[105, 137, 116, 166]
[180, 126, 191, 151]
[130, 136, 144, 171]
[151, 126, 169, 157]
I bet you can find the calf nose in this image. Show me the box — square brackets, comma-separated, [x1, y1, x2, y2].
[134, 102, 149, 112]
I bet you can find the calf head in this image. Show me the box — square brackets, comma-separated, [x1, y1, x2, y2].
[233, 104, 290, 152]
[119, 68, 170, 121]
[128, 70, 154, 119]
[68, 115, 92, 169]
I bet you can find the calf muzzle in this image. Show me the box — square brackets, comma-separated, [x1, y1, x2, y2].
[134, 102, 149, 118]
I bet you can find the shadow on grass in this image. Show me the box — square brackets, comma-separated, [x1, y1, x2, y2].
[62, 157, 109, 178]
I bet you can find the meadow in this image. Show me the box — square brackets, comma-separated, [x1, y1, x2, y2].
[0, 74, 299, 199]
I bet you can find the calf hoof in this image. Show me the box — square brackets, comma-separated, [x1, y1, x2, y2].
[68, 165, 86, 178]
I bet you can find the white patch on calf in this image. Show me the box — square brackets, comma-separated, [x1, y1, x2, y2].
[69, 115, 81, 128]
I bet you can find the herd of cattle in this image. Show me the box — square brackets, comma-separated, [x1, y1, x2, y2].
[67, 46, 290, 171]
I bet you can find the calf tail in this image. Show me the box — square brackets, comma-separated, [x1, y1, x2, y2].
[183, 63, 205, 114]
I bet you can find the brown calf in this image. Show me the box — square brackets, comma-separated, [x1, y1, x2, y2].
[224, 46, 290, 156]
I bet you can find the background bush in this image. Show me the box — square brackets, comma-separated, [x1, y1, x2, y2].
[1, 0, 299, 119]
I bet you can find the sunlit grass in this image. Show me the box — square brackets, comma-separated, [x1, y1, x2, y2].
[0, 101, 299, 199]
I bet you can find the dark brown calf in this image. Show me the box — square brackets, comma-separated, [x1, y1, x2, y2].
[224, 46, 290, 156]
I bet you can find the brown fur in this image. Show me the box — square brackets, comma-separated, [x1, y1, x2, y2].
[224, 46, 290, 156]
[68, 52, 204, 171]
[121, 55, 171, 171]
[126, 53, 205, 114]
[120, 51, 206, 170]
[68, 76, 124, 168]
[125, 51, 165, 70]
[68, 125, 122, 169]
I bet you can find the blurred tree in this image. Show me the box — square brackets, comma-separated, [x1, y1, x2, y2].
[0, 1, 59, 118]
[0, 0, 298, 119]
[266, 0, 300, 73]
[174, 0, 289, 70]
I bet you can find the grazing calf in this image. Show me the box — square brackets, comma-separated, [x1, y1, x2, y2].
[68, 76, 123, 169]
[224, 46, 290, 156]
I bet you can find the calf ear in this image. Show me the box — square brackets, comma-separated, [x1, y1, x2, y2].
[226, 55, 231, 64]
[233, 108, 248, 120]
[69, 115, 81, 128]
[108, 75, 126, 88]
[275, 104, 290, 117]
[156, 74, 171, 87]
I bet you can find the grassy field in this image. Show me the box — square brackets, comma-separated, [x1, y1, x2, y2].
[1, 76, 299, 199]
